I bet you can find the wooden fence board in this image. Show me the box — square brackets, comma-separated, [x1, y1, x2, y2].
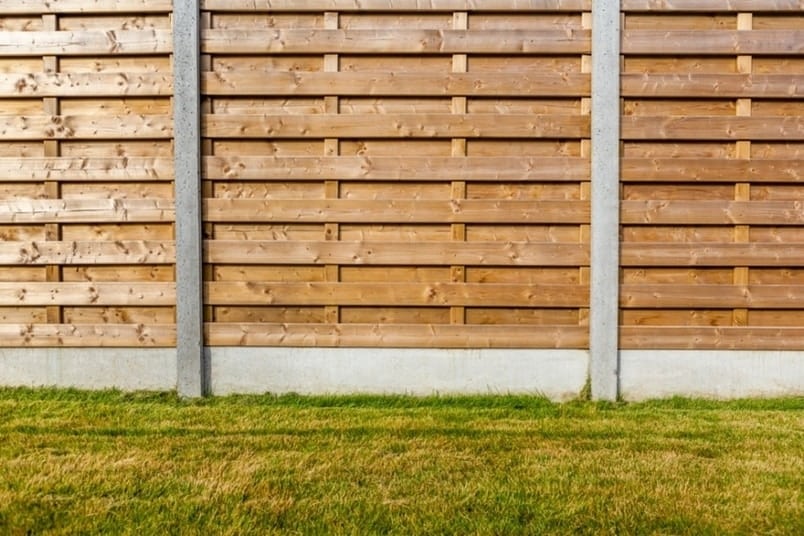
[622, 116, 804, 141]
[621, 200, 804, 225]
[0, 73, 172, 97]
[0, 115, 173, 140]
[620, 326, 804, 350]
[0, 199, 174, 223]
[205, 241, 588, 266]
[204, 156, 589, 181]
[0, 282, 175, 306]
[621, 1, 803, 12]
[0, 241, 175, 265]
[202, 1, 592, 11]
[621, 243, 804, 266]
[0, 30, 173, 56]
[205, 323, 588, 348]
[205, 199, 590, 224]
[621, 284, 804, 309]
[2, 1, 173, 14]
[0, 323, 175, 347]
[0, 157, 173, 181]
[621, 73, 803, 98]
[621, 158, 803, 182]
[202, 29, 590, 54]
[622, 30, 804, 55]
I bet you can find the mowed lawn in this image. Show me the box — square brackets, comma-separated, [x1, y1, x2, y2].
[0, 389, 801, 535]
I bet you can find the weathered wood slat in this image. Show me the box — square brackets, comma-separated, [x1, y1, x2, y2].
[205, 199, 590, 224]
[621, 74, 803, 98]
[621, 284, 804, 309]
[205, 323, 588, 348]
[204, 114, 590, 139]
[202, 29, 590, 55]
[0, 323, 175, 347]
[620, 326, 804, 350]
[0, 31, 173, 56]
[621, 200, 804, 225]
[623, 30, 804, 55]
[205, 241, 589, 266]
[621, 243, 804, 267]
[206, 282, 589, 307]
[621, 1, 803, 12]
[2, 0, 173, 14]
[203, 72, 590, 97]
[0, 199, 174, 223]
[621, 116, 804, 141]
[0, 73, 173, 97]
[204, 156, 589, 181]
[0, 282, 175, 306]
[202, 0, 592, 11]
[621, 158, 803, 182]
[0, 241, 175, 265]
[0, 115, 173, 140]
[0, 157, 174, 182]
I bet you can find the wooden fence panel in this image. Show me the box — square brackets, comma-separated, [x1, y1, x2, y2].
[0, 3, 175, 347]
[200, 4, 592, 348]
[620, 3, 804, 349]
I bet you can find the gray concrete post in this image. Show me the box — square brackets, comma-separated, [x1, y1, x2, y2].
[590, 0, 621, 400]
[173, 0, 206, 397]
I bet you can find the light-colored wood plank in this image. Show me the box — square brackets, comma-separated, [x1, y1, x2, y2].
[0, 323, 175, 347]
[0, 240, 175, 265]
[621, 73, 803, 98]
[2, 1, 173, 14]
[622, 30, 804, 55]
[621, 243, 804, 266]
[0, 282, 174, 306]
[621, 200, 804, 225]
[0, 157, 173, 182]
[0, 199, 174, 223]
[0, 115, 173, 140]
[620, 326, 804, 350]
[621, 158, 803, 182]
[205, 199, 590, 224]
[202, 1, 592, 13]
[621, 284, 804, 308]
[206, 282, 589, 307]
[621, 1, 803, 12]
[203, 114, 589, 139]
[205, 322, 589, 349]
[202, 71, 590, 96]
[0, 30, 172, 56]
[205, 241, 588, 266]
[622, 116, 804, 140]
[63, 306, 174, 324]
[204, 156, 589, 181]
[0, 73, 172, 97]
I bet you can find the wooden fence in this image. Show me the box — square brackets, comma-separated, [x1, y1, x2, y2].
[0, 0, 802, 360]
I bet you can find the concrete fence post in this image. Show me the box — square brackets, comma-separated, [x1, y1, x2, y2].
[590, 0, 621, 400]
[173, 0, 206, 397]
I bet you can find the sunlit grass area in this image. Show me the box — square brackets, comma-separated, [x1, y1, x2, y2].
[0, 389, 801, 535]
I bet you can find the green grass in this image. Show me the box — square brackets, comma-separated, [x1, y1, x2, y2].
[0, 389, 801, 535]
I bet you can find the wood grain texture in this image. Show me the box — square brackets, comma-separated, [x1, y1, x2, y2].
[621, 243, 804, 266]
[0, 323, 175, 347]
[0, 73, 172, 97]
[621, 1, 803, 12]
[621, 116, 804, 141]
[621, 73, 803, 98]
[621, 284, 804, 309]
[621, 200, 804, 225]
[0, 115, 173, 140]
[0, 31, 172, 56]
[620, 326, 804, 350]
[0, 282, 174, 306]
[622, 30, 804, 55]
[2, 1, 173, 14]
[0, 199, 174, 223]
[621, 158, 803, 182]
[206, 323, 588, 348]
[0, 157, 173, 181]
[202, 0, 592, 11]
[0, 241, 175, 265]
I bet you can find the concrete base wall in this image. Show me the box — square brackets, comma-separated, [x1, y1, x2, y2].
[210, 348, 589, 401]
[0, 348, 176, 391]
[620, 350, 804, 400]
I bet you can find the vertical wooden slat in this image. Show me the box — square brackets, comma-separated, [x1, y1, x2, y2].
[200, 10, 215, 327]
[42, 13, 61, 325]
[733, 11, 752, 327]
[324, 11, 340, 325]
[450, 11, 468, 326]
[578, 9, 593, 332]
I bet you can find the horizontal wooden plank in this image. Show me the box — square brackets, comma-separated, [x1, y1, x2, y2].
[205, 323, 588, 348]
[622, 116, 804, 141]
[623, 30, 804, 55]
[204, 114, 589, 139]
[621, 74, 804, 99]
[0, 241, 175, 265]
[0, 282, 174, 306]
[1, 1, 173, 14]
[205, 199, 590, 224]
[206, 282, 589, 307]
[204, 156, 589, 181]
[0, 323, 175, 347]
[0, 115, 173, 140]
[621, 158, 803, 182]
[621, 243, 804, 267]
[0, 199, 174, 223]
[621, 1, 803, 12]
[203, 29, 590, 54]
[202, 1, 592, 12]
[0, 157, 173, 182]
[621, 200, 804, 225]
[203, 72, 590, 97]
[205, 241, 588, 266]
[0, 31, 172, 56]
[0, 73, 172, 97]
[621, 284, 804, 309]
[620, 326, 804, 350]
